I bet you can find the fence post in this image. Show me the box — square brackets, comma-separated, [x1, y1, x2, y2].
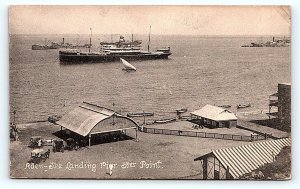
[251, 134, 253, 141]
[204, 132, 206, 138]
[265, 133, 267, 139]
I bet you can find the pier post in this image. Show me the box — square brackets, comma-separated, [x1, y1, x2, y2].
[112, 103, 115, 125]
[135, 128, 138, 142]
[88, 134, 91, 147]
[143, 111, 145, 124]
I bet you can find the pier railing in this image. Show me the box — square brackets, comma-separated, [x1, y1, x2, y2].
[142, 127, 267, 142]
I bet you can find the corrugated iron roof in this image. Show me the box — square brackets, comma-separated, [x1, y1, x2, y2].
[194, 138, 291, 179]
[57, 102, 115, 136]
[190, 104, 237, 121]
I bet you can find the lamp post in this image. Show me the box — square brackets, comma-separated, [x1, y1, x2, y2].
[112, 103, 115, 125]
[13, 110, 16, 125]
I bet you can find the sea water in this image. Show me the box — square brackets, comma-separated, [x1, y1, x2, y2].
[9, 34, 291, 123]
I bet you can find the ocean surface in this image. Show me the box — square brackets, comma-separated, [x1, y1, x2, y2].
[9, 34, 291, 124]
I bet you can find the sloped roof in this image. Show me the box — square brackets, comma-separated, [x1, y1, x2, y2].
[279, 83, 291, 86]
[190, 104, 237, 121]
[194, 138, 291, 179]
[57, 102, 115, 136]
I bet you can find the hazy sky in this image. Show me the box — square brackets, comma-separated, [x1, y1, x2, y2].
[9, 5, 290, 35]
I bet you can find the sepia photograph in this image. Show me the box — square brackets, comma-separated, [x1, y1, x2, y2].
[8, 5, 291, 180]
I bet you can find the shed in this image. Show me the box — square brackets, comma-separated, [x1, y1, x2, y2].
[190, 104, 237, 128]
[56, 102, 139, 146]
[194, 138, 291, 179]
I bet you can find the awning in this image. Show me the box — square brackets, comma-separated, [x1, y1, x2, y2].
[194, 138, 291, 179]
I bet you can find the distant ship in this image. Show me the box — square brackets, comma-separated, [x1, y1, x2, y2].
[32, 38, 60, 50]
[241, 36, 290, 47]
[32, 38, 91, 50]
[59, 26, 172, 63]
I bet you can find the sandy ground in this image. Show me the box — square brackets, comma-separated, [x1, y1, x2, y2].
[10, 121, 254, 179]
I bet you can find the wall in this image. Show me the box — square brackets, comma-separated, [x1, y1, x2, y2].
[204, 156, 228, 179]
[278, 83, 291, 131]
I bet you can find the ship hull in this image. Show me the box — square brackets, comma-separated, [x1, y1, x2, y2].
[32, 45, 59, 50]
[59, 51, 171, 64]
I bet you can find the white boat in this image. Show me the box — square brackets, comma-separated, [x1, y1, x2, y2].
[120, 58, 137, 71]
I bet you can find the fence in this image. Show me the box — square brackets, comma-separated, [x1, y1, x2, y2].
[236, 109, 277, 116]
[142, 127, 267, 142]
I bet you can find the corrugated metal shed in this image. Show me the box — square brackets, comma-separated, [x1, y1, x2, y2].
[190, 104, 237, 121]
[194, 138, 291, 179]
[57, 102, 115, 136]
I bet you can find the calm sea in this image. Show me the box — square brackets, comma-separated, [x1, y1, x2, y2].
[9, 34, 290, 124]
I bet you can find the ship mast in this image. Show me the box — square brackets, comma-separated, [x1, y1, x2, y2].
[147, 25, 151, 52]
[131, 29, 133, 48]
[132, 29, 134, 43]
[89, 28, 92, 53]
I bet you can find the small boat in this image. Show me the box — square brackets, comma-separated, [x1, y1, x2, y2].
[237, 103, 251, 109]
[127, 112, 154, 117]
[120, 58, 137, 71]
[176, 108, 188, 114]
[154, 117, 177, 124]
[218, 105, 231, 108]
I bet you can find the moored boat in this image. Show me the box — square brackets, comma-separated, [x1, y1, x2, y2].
[127, 112, 154, 117]
[218, 104, 231, 108]
[176, 108, 188, 114]
[154, 117, 177, 124]
[237, 103, 251, 109]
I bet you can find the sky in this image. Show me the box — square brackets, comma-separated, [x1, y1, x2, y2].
[9, 5, 290, 35]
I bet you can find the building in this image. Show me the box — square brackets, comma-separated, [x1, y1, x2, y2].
[278, 83, 291, 130]
[56, 102, 138, 146]
[190, 105, 237, 128]
[194, 138, 291, 179]
[269, 83, 291, 131]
